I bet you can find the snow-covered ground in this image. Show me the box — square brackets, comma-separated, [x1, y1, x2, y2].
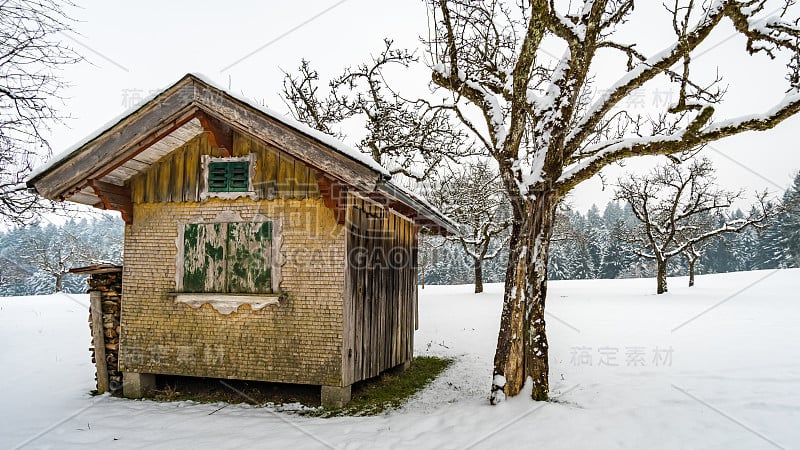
[2, 269, 798, 449]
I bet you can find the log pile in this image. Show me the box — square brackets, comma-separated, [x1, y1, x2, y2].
[75, 265, 123, 393]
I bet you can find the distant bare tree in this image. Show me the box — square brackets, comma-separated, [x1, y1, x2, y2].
[425, 161, 511, 293]
[681, 241, 710, 287]
[282, 39, 476, 181]
[19, 224, 99, 292]
[0, 0, 81, 224]
[615, 158, 772, 294]
[0, 254, 31, 290]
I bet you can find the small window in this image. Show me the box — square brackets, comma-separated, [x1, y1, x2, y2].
[182, 222, 273, 294]
[208, 161, 250, 192]
[201, 155, 256, 200]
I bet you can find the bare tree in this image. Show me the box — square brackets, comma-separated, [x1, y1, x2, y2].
[615, 158, 771, 294]
[681, 240, 712, 287]
[1, 214, 123, 294]
[0, 255, 32, 291]
[18, 223, 101, 292]
[425, 0, 800, 402]
[0, 0, 81, 224]
[281, 59, 349, 140]
[282, 39, 476, 181]
[425, 161, 511, 293]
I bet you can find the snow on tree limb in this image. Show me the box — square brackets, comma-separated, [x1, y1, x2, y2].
[425, 0, 800, 401]
[557, 90, 800, 192]
[431, 1, 800, 201]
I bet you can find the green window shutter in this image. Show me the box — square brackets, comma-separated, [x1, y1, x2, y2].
[208, 162, 229, 192]
[208, 161, 250, 192]
[226, 222, 272, 294]
[182, 221, 272, 294]
[227, 162, 249, 192]
[183, 223, 228, 292]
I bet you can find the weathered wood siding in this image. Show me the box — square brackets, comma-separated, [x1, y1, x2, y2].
[129, 131, 320, 203]
[343, 196, 418, 384]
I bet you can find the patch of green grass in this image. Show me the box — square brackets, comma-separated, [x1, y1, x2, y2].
[140, 357, 452, 416]
[308, 356, 453, 417]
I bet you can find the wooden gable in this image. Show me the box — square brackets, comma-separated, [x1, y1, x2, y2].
[27, 74, 458, 235]
[129, 130, 321, 204]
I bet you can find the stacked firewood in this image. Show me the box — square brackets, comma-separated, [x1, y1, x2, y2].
[87, 271, 123, 392]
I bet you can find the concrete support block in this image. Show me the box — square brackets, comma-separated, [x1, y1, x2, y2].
[123, 372, 156, 398]
[321, 385, 351, 408]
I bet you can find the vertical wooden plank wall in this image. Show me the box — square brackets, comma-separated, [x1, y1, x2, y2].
[345, 196, 417, 384]
[129, 131, 320, 203]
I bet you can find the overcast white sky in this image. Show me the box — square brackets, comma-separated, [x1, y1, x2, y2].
[42, 0, 800, 213]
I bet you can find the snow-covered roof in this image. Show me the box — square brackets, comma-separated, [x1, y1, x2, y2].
[27, 73, 457, 235]
[191, 73, 389, 176]
[28, 73, 388, 182]
[378, 180, 460, 233]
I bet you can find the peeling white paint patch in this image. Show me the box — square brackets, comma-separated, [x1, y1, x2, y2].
[174, 293, 281, 315]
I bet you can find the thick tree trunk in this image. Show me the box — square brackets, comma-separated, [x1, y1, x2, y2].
[474, 259, 484, 293]
[490, 194, 557, 403]
[688, 259, 695, 287]
[656, 260, 668, 294]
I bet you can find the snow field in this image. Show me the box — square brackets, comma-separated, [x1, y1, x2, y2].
[1, 270, 798, 449]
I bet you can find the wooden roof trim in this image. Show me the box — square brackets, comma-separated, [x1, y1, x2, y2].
[89, 180, 133, 224]
[192, 81, 382, 192]
[69, 264, 123, 275]
[28, 76, 197, 190]
[88, 108, 199, 186]
[29, 74, 384, 198]
[195, 110, 232, 156]
[34, 89, 198, 199]
[376, 182, 458, 235]
[354, 190, 456, 236]
[27, 74, 456, 236]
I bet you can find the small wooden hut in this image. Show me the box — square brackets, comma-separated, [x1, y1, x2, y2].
[27, 74, 456, 407]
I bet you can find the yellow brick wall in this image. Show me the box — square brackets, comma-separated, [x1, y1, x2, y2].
[119, 197, 346, 386]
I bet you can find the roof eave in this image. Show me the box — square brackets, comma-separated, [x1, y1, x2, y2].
[27, 74, 198, 191]
[27, 74, 385, 200]
[377, 182, 459, 236]
[26, 73, 459, 235]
